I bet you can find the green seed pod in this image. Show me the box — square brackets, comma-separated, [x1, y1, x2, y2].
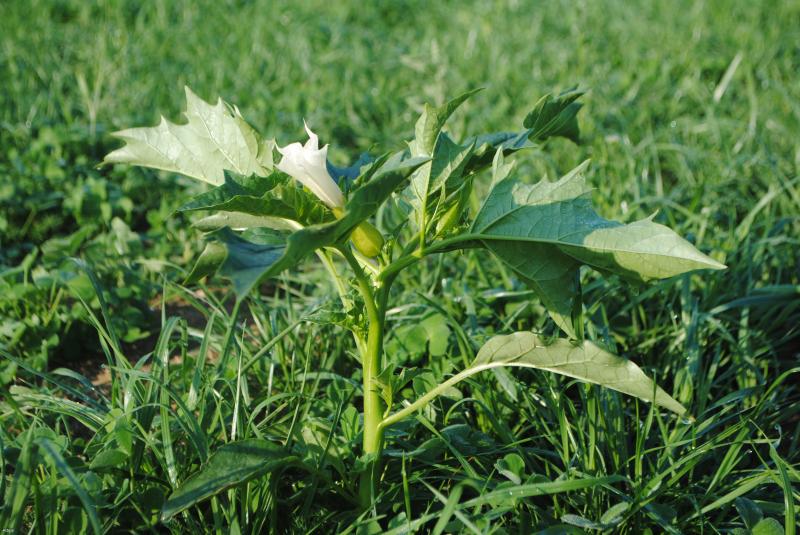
[332, 208, 384, 258]
[351, 221, 385, 258]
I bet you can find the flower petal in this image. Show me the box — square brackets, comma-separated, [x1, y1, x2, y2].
[276, 124, 344, 209]
[303, 120, 319, 150]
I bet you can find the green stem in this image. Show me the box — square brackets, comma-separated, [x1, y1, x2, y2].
[377, 362, 506, 434]
[318, 249, 367, 355]
[339, 247, 385, 508]
[378, 233, 479, 282]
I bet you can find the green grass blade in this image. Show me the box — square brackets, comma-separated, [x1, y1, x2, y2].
[37, 437, 102, 535]
[0, 431, 36, 532]
[460, 475, 627, 508]
[769, 445, 796, 535]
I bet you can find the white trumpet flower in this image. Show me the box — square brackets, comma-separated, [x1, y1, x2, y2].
[276, 123, 345, 209]
[276, 122, 385, 258]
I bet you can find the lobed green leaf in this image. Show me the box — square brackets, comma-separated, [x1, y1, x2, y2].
[471, 156, 724, 335]
[179, 172, 330, 228]
[104, 87, 273, 185]
[523, 87, 585, 142]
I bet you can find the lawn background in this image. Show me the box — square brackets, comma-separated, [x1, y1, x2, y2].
[1, 0, 798, 532]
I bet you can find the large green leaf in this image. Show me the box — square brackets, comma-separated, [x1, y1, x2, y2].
[474, 332, 686, 414]
[473, 153, 582, 336]
[472, 158, 725, 283]
[192, 211, 302, 233]
[178, 172, 283, 211]
[104, 87, 273, 185]
[186, 229, 285, 296]
[487, 241, 581, 338]
[188, 154, 428, 297]
[161, 438, 299, 521]
[178, 172, 330, 227]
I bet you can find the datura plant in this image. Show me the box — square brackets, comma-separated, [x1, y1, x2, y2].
[104, 86, 725, 514]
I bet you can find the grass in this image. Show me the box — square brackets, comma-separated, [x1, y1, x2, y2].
[1, 0, 799, 532]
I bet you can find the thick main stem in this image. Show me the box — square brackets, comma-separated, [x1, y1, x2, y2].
[339, 247, 385, 508]
[361, 292, 384, 458]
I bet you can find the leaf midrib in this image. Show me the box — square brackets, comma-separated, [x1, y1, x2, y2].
[467, 232, 715, 264]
